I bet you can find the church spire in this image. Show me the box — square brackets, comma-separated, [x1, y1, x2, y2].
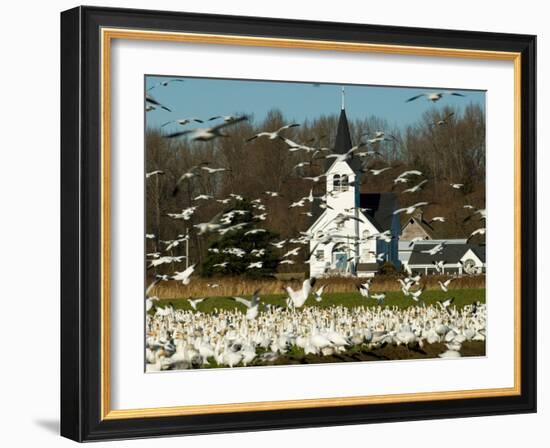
[341, 86, 345, 110]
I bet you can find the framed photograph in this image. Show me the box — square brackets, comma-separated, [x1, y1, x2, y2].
[60, 6, 536, 441]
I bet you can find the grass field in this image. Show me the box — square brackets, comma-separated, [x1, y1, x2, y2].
[151, 288, 485, 314]
[147, 274, 485, 301]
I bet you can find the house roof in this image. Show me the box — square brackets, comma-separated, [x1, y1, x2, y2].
[408, 243, 486, 265]
[357, 262, 379, 272]
[359, 193, 398, 232]
[401, 216, 434, 238]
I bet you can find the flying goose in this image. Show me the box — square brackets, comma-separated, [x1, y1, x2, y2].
[430, 112, 455, 126]
[229, 289, 262, 320]
[406, 91, 466, 103]
[246, 123, 300, 142]
[147, 78, 184, 91]
[145, 94, 171, 112]
[285, 277, 316, 308]
[172, 264, 196, 285]
[393, 201, 430, 215]
[438, 279, 453, 292]
[188, 297, 206, 311]
[467, 227, 486, 243]
[161, 118, 203, 127]
[165, 115, 248, 141]
[369, 167, 392, 176]
[146, 170, 165, 179]
[402, 179, 428, 193]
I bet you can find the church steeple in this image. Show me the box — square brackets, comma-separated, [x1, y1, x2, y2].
[326, 87, 361, 172]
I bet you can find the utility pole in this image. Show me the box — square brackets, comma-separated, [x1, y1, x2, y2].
[185, 227, 189, 269]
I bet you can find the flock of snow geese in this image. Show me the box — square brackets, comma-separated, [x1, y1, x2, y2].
[146, 297, 486, 371]
[145, 80, 486, 370]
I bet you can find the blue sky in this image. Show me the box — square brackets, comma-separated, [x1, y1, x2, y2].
[145, 75, 485, 132]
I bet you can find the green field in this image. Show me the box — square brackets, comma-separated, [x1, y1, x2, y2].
[152, 288, 485, 314]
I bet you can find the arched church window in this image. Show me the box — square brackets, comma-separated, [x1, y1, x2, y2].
[332, 174, 341, 191]
[340, 174, 349, 191]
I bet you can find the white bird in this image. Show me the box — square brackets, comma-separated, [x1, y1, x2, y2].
[147, 256, 185, 268]
[172, 264, 195, 285]
[147, 78, 184, 91]
[278, 137, 316, 152]
[303, 174, 327, 183]
[467, 227, 486, 243]
[406, 92, 466, 103]
[393, 202, 430, 215]
[393, 170, 423, 184]
[280, 259, 295, 265]
[161, 117, 203, 127]
[264, 191, 281, 197]
[246, 123, 300, 141]
[431, 112, 455, 126]
[248, 261, 263, 269]
[438, 279, 453, 292]
[356, 281, 371, 298]
[421, 242, 445, 255]
[245, 229, 267, 236]
[409, 288, 424, 302]
[289, 199, 306, 208]
[433, 260, 446, 273]
[283, 247, 300, 258]
[145, 296, 159, 312]
[188, 298, 206, 311]
[285, 278, 316, 308]
[193, 194, 214, 201]
[450, 183, 464, 189]
[369, 167, 392, 176]
[201, 166, 231, 174]
[402, 179, 428, 193]
[171, 163, 209, 196]
[324, 143, 365, 163]
[146, 170, 165, 178]
[229, 289, 261, 320]
[438, 297, 455, 310]
[208, 115, 240, 122]
[428, 216, 446, 224]
[370, 293, 386, 304]
[165, 116, 248, 141]
[270, 240, 287, 249]
[145, 93, 171, 111]
[167, 206, 197, 221]
[314, 285, 325, 302]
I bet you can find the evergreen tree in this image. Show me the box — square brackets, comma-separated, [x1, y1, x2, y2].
[201, 200, 280, 278]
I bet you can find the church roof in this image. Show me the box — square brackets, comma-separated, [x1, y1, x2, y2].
[325, 109, 362, 172]
[359, 193, 398, 232]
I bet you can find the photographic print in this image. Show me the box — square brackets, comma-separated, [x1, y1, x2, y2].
[144, 76, 487, 372]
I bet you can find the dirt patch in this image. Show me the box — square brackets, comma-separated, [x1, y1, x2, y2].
[263, 341, 485, 366]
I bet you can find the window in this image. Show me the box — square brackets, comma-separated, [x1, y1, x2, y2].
[340, 174, 349, 191]
[332, 174, 349, 192]
[332, 174, 341, 191]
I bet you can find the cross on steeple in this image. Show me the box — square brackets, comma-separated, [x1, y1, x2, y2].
[341, 86, 345, 110]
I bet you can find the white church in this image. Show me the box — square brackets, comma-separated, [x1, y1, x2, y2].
[307, 99, 401, 278]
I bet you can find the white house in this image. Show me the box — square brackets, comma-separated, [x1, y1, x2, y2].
[406, 240, 486, 275]
[306, 104, 400, 278]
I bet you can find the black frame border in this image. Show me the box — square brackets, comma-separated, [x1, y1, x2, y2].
[60, 6, 536, 442]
